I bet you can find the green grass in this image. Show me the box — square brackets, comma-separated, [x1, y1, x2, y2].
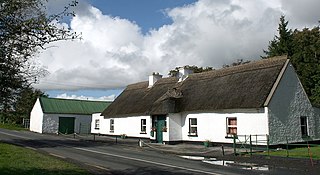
[259, 146, 320, 159]
[0, 143, 90, 175]
[0, 123, 28, 131]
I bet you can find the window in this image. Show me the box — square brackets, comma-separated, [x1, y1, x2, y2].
[95, 119, 100, 129]
[188, 118, 197, 136]
[110, 119, 114, 132]
[300, 116, 308, 137]
[227, 117, 237, 135]
[141, 119, 147, 133]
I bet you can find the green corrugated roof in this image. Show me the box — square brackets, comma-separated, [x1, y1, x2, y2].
[39, 97, 111, 115]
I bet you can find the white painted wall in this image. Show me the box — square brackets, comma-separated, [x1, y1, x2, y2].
[97, 116, 151, 138]
[30, 98, 44, 133]
[179, 110, 268, 144]
[268, 63, 318, 144]
[91, 113, 104, 134]
[168, 113, 182, 141]
[314, 107, 320, 139]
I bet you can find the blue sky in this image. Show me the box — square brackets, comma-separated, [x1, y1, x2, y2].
[36, 0, 320, 101]
[89, 0, 196, 34]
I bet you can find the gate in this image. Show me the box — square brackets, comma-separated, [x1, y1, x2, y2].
[79, 123, 91, 134]
[233, 134, 269, 156]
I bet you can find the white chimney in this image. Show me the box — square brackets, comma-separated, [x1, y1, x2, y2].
[148, 72, 162, 88]
[178, 67, 193, 82]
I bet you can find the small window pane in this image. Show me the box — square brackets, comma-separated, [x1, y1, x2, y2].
[189, 118, 197, 135]
[141, 119, 146, 133]
[300, 116, 308, 137]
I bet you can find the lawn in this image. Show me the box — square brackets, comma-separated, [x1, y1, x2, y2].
[0, 123, 28, 131]
[0, 143, 90, 175]
[261, 145, 320, 160]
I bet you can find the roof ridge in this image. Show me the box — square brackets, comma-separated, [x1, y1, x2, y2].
[189, 56, 288, 80]
[40, 96, 111, 103]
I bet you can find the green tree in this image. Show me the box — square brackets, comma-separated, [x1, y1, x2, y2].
[263, 15, 293, 58]
[0, 0, 78, 121]
[14, 87, 47, 123]
[222, 59, 251, 68]
[290, 27, 320, 106]
[264, 16, 320, 106]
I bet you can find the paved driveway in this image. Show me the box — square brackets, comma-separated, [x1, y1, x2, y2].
[0, 128, 313, 175]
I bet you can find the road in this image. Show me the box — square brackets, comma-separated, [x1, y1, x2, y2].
[0, 128, 304, 175]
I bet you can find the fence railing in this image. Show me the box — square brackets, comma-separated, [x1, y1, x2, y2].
[232, 135, 318, 165]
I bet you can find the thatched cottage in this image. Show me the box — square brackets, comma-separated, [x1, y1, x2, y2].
[93, 56, 320, 145]
[30, 97, 110, 134]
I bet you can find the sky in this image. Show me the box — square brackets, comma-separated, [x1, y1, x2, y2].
[32, 0, 320, 101]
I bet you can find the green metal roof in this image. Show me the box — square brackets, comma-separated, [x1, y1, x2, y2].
[39, 97, 111, 115]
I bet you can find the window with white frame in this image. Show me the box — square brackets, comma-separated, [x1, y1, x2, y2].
[188, 118, 197, 136]
[141, 119, 146, 133]
[95, 119, 100, 129]
[227, 117, 237, 135]
[300, 116, 308, 137]
[110, 119, 114, 132]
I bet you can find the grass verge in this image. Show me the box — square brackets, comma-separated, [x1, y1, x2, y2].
[258, 146, 320, 159]
[0, 123, 28, 131]
[0, 142, 90, 175]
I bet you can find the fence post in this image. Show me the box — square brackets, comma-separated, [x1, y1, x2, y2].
[93, 134, 96, 141]
[286, 136, 289, 157]
[267, 134, 270, 156]
[233, 135, 236, 156]
[222, 144, 225, 156]
[116, 135, 118, 144]
[79, 123, 82, 134]
[250, 135, 252, 156]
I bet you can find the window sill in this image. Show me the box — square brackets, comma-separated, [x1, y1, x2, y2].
[225, 134, 237, 139]
[188, 134, 198, 137]
[140, 132, 147, 134]
[95, 128, 100, 130]
[110, 131, 114, 133]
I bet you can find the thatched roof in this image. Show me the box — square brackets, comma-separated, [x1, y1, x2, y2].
[102, 56, 288, 117]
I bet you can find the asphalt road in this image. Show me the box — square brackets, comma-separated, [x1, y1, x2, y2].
[0, 128, 309, 175]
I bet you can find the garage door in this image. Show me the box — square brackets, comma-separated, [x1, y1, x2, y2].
[59, 117, 75, 134]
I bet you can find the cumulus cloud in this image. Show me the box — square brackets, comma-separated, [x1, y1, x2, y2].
[56, 93, 115, 101]
[33, 0, 320, 91]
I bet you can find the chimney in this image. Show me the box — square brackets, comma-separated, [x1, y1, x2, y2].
[178, 67, 193, 82]
[148, 72, 162, 88]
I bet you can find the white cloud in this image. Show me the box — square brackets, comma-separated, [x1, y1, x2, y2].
[56, 93, 115, 101]
[33, 0, 320, 91]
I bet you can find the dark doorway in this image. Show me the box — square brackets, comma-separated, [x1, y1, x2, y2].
[58, 117, 75, 134]
[152, 115, 166, 143]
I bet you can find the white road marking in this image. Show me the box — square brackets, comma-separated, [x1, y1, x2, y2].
[25, 146, 37, 151]
[0, 131, 31, 139]
[74, 147, 222, 175]
[49, 153, 66, 159]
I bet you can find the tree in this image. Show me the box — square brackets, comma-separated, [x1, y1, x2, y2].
[222, 59, 251, 68]
[168, 65, 213, 77]
[290, 27, 320, 106]
[0, 0, 78, 121]
[12, 87, 47, 123]
[263, 15, 293, 58]
[264, 16, 320, 106]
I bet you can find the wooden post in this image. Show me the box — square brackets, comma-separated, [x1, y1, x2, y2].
[233, 135, 236, 156]
[249, 135, 252, 156]
[267, 134, 270, 156]
[286, 137, 289, 157]
[222, 144, 225, 156]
